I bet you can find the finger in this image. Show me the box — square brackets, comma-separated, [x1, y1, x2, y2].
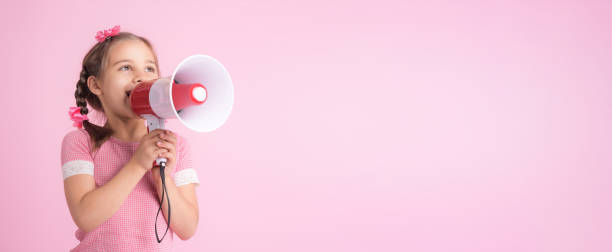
[157, 134, 174, 145]
[159, 134, 176, 145]
[158, 152, 174, 164]
[151, 129, 166, 134]
[156, 140, 175, 152]
[142, 135, 160, 146]
[147, 145, 159, 154]
[145, 133, 166, 146]
[147, 129, 167, 139]
[159, 131, 177, 145]
[159, 151, 175, 161]
[154, 147, 168, 157]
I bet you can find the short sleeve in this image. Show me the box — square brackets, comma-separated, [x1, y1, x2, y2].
[173, 135, 200, 187]
[61, 129, 94, 180]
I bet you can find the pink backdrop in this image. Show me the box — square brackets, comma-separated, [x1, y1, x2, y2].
[1, 0, 611, 251]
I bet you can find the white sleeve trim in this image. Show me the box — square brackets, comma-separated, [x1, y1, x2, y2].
[174, 168, 200, 187]
[62, 160, 94, 180]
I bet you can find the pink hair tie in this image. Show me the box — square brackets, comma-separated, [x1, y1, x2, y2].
[69, 106, 89, 129]
[95, 25, 121, 42]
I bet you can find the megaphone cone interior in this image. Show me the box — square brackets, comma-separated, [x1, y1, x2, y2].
[170, 55, 234, 132]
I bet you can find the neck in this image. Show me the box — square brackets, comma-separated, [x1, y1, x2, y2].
[105, 115, 148, 142]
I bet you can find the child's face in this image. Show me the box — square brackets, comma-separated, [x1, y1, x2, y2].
[92, 39, 159, 120]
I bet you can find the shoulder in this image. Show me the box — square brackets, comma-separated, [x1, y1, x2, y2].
[61, 129, 96, 179]
[63, 128, 90, 141]
[62, 128, 91, 143]
[61, 128, 93, 151]
[61, 129, 95, 167]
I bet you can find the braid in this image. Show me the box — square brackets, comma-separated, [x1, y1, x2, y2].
[74, 67, 113, 150]
[75, 69, 90, 115]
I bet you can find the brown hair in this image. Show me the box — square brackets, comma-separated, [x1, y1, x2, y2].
[74, 32, 159, 150]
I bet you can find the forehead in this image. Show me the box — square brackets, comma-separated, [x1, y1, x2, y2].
[106, 39, 156, 64]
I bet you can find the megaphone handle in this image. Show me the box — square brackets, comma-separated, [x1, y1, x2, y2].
[144, 115, 168, 166]
[142, 114, 172, 243]
[144, 114, 166, 132]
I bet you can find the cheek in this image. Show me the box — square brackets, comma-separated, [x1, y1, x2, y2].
[149, 71, 160, 79]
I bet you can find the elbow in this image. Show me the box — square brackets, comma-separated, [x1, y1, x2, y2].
[73, 214, 98, 233]
[177, 216, 199, 240]
[74, 220, 92, 233]
[79, 225, 96, 234]
[177, 229, 196, 241]
[177, 232, 194, 241]
[74, 219, 94, 233]
[177, 223, 198, 241]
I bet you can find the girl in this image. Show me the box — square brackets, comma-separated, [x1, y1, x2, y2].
[61, 25, 200, 251]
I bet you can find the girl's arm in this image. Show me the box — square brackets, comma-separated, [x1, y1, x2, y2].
[63, 160, 147, 232]
[152, 173, 199, 240]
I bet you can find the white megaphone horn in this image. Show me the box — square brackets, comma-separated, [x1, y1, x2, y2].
[129, 54, 234, 165]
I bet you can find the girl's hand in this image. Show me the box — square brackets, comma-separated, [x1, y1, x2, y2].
[129, 129, 169, 172]
[151, 130, 178, 183]
[156, 130, 177, 170]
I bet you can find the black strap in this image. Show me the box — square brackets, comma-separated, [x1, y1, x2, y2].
[155, 162, 171, 243]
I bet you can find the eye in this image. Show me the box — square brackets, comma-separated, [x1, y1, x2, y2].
[146, 66, 156, 72]
[119, 65, 131, 71]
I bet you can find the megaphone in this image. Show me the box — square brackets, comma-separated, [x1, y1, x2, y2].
[130, 54, 234, 135]
[128, 54, 234, 242]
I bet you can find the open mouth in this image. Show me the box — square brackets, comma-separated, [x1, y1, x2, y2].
[126, 90, 132, 97]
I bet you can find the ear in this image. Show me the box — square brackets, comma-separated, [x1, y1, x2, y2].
[87, 76, 103, 96]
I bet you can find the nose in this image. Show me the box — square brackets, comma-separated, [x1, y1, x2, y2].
[134, 71, 147, 83]
[133, 67, 156, 84]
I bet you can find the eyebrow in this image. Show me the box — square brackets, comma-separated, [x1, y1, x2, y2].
[112, 59, 157, 66]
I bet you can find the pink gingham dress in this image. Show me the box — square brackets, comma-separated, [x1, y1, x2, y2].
[61, 128, 200, 251]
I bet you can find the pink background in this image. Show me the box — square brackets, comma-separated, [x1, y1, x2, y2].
[1, 0, 611, 251]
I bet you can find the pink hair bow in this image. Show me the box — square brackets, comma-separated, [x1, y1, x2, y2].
[69, 106, 89, 129]
[95, 25, 121, 42]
